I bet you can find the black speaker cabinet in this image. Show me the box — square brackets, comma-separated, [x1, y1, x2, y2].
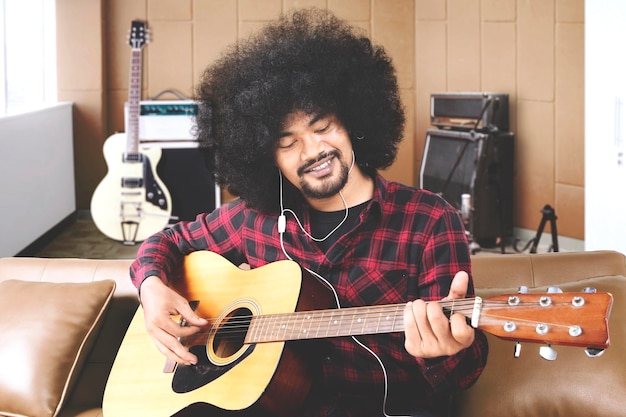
[419, 128, 514, 245]
[431, 92, 509, 132]
[157, 148, 220, 222]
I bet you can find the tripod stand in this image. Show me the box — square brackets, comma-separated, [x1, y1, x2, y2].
[513, 204, 559, 253]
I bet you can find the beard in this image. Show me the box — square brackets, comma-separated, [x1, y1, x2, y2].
[298, 150, 350, 200]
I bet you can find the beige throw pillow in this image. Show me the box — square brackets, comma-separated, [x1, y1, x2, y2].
[0, 279, 116, 417]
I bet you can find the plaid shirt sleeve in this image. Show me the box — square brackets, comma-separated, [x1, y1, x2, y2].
[129, 200, 249, 290]
[412, 205, 488, 393]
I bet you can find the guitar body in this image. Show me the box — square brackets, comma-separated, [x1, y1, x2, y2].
[103, 251, 335, 417]
[91, 133, 172, 243]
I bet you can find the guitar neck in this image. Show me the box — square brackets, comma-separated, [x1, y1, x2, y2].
[246, 299, 478, 343]
[126, 48, 142, 156]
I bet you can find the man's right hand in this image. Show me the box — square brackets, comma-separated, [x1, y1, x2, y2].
[138, 276, 208, 365]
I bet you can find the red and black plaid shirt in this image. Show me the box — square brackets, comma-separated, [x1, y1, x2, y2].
[130, 174, 488, 417]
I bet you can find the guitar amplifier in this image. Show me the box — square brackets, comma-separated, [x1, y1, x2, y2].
[125, 100, 198, 144]
[430, 92, 509, 132]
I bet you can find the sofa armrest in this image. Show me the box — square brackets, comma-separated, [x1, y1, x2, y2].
[452, 251, 626, 417]
[471, 250, 626, 288]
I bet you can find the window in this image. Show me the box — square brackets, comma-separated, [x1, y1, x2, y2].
[0, 0, 56, 115]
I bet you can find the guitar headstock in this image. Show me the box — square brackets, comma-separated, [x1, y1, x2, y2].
[478, 291, 613, 351]
[128, 20, 149, 50]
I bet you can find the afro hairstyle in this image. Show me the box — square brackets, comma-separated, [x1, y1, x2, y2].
[195, 7, 405, 214]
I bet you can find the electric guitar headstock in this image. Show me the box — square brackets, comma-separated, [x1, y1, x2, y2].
[477, 287, 613, 360]
[128, 20, 149, 50]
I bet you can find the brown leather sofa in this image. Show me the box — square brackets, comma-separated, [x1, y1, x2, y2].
[0, 250, 624, 417]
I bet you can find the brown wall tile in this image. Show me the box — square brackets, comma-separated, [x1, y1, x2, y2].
[481, 22, 516, 96]
[146, 21, 194, 97]
[555, 183, 584, 239]
[515, 100, 555, 230]
[447, 0, 480, 91]
[239, 0, 282, 21]
[56, 0, 104, 91]
[415, 20, 446, 165]
[415, 0, 446, 20]
[518, 0, 555, 102]
[284, 0, 328, 11]
[481, 0, 516, 21]
[192, 0, 238, 82]
[148, 0, 192, 20]
[557, 0, 584, 23]
[330, 0, 371, 21]
[383, 88, 416, 185]
[58, 90, 107, 209]
[373, 0, 414, 90]
[555, 22, 584, 187]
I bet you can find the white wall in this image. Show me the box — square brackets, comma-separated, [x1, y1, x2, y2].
[585, 0, 626, 255]
[0, 103, 75, 256]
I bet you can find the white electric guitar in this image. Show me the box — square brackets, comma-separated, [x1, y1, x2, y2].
[91, 20, 172, 244]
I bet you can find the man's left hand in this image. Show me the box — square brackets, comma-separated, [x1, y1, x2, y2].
[403, 271, 475, 358]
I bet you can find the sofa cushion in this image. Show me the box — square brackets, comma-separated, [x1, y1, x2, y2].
[0, 279, 116, 417]
[451, 275, 626, 417]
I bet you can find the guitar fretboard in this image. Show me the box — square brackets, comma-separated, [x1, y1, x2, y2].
[247, 304, 405, 343]
[126, 48, 142, 155]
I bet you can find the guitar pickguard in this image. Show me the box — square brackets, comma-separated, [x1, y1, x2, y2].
[172, 344, 255, 393]
[142, 156, 168, 210]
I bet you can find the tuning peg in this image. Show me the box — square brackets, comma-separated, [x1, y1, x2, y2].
[585, 347, 606, 358]
[518, 285, 529, 294]
[513, 341, 522, 358]
[539, 344, 558, 361]
[547, 286, 563, 293]
[582, 287, 597, 293]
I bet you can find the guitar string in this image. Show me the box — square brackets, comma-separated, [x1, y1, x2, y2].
[179, 299, 576, 341]
[183, 299, 481, 333]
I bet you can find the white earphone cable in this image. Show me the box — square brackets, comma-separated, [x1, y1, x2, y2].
[278, 151, 354, 242]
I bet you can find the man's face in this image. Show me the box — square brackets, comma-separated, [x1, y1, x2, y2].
[275, 111, 353, 202]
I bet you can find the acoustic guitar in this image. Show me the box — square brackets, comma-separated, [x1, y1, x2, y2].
[103, 251, 613, 417]
[91, 20, 171, 244]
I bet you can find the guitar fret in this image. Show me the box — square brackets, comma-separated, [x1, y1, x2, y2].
[259, 315, 269, 342]
[301, 313, 312, 339]
[248, 315, 258, 343]
[279, 314, 289, 341]
[315, 310, 325, 338]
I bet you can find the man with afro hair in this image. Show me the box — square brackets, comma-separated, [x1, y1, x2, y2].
[130, 8, 488, 417]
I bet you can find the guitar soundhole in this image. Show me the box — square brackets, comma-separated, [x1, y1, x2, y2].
[172, 305, 256, 394]
[212, 307, 251, 359]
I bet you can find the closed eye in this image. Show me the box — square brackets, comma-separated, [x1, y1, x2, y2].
[277, 138, 296, 149]
[314, 121, 331, 134]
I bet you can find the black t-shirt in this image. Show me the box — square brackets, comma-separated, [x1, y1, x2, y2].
[309, 201, 369, 252]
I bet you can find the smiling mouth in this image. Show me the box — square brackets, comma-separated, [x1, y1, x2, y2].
[306, 158, 333, 173]
[298, 151, 338, 176]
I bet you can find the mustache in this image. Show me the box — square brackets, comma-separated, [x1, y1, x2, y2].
[297, 150, 341, 176]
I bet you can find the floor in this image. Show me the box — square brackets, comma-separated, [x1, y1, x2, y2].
[34, 210, 141, 259]
[33, 210, 518, 260]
